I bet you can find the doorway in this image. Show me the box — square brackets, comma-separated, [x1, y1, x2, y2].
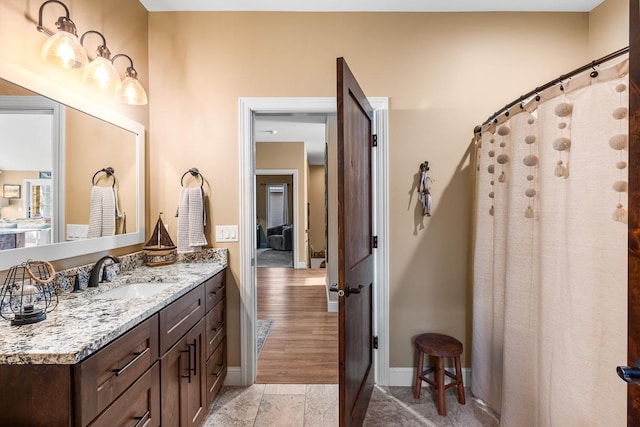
[238, 97, 390, 386]
[253, 118, 329, 382]
[256, 172, 295, 269]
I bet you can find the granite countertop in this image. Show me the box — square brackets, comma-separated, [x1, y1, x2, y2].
[0, 259, 226, 365]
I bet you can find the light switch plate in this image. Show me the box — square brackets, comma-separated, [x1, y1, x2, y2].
[215, 225, 239, 242]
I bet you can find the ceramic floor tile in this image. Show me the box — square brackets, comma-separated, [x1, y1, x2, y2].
[204, 384, 495, 426]
[203, 385, 265, 427]
[264, 383, 308, 395]
[365, 386, 453, 427]
[254, 394, 306, 427]
[304, 384, 338, 427]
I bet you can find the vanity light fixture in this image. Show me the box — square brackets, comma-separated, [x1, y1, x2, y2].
[80, 30, 121, 94]
[112, 54, 148, 105]
[36, 0, 87, 70]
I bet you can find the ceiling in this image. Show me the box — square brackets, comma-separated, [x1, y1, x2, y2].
[254, 114, 328, 166]
[141, 0, 605, 166]
[139, 0, 604, 12]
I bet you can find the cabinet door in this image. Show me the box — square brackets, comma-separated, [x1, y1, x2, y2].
[160, 335, 188, 427]
[184, 317, 207, 427]
[161, 318, 207, 427]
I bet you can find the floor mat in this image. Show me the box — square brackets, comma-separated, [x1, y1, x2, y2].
[256, 318, 274, 357]
[256, 249, 293, 267]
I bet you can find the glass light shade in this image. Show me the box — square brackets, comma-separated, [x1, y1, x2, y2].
[41, 30, 87, 69]
[118, 76, 148, 105]
[83, 57, 122, 93]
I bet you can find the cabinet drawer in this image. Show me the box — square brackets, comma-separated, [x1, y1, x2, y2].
[205, 269, 226, 312]
[159, 284, 205, 354]
[75, 314, 159, 426]
[205, 298, 225, 360]
[89, 362, 160, 427]
[206, 337, 227, 406]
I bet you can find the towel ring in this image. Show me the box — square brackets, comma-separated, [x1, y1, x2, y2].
[92, 167, 116, 187]
[180, 167, 204, 189]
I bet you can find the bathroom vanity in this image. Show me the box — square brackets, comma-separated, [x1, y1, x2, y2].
[0, 258, 227, 427]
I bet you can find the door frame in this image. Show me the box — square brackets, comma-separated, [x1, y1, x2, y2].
[256, 170, 299, 267]
[239, 97, 389, 386]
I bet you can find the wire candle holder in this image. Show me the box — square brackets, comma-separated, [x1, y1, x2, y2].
[0, 260, 58, 326]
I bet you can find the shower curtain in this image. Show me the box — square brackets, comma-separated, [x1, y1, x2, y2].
[472, 59, 629, 426]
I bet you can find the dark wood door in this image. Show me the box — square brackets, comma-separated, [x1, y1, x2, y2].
[629, 0, 640, 423]
[336, 57, 375, 427]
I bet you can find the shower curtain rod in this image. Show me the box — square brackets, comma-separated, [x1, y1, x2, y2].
[475, 46, 629, 133]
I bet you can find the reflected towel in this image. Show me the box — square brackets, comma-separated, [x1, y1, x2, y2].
[177, 187, 207, 253]
[87, 186, 116, 238]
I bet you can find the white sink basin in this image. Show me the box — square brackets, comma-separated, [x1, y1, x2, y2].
[94, 282, 177, 299]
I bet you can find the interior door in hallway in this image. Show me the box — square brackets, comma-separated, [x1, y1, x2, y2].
[336, 57, 375, 427]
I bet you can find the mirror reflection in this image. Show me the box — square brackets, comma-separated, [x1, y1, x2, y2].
[0, 78, 137, 251]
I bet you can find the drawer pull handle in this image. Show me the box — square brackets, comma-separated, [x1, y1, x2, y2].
[113, 348, 149, 376]
[212, 321, 224, 332]
[182, 346, 192, 382]
[190, 339, 197, 377]
[133, 410, 150, 427]
[213, 364, 225, 378]
[210, 282, 225, 295]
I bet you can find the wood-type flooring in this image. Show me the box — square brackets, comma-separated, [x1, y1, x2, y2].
[256, 267, 338, 384]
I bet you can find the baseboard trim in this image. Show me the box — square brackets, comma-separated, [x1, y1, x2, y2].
[328, 301, 338, 312]
[389, 367, 471, 388]
[225, 366, 471, 388]
[224, 366, 242, 386]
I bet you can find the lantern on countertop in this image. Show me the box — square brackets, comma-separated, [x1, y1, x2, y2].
[0, 260, 57, 326]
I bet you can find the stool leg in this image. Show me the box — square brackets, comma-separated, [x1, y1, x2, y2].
[454, 355, 466, 405]
[413, 348, 424, 399]
[436, 356, 446, 416]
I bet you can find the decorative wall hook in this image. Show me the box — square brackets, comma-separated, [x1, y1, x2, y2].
[419, 161, 432, 216]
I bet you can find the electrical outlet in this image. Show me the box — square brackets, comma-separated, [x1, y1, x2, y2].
[215, 225, 238, 242]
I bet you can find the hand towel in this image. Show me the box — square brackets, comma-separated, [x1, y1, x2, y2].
[177, 187, 207, 253]
[87, 186, 116, 238]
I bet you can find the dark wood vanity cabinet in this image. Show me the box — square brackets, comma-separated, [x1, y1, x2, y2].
[0, 268, 227, 427]
[159, 269, 227, 426]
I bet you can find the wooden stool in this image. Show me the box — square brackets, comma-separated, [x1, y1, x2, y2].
[413, 333, 465, 416]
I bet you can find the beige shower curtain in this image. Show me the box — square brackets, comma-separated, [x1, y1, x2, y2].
[472, 59, 629, 426]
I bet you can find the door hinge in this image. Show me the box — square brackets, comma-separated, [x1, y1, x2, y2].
[373, 336, 379, 349]
[372, 236, 378, 248]
[372, 134, 378, 147]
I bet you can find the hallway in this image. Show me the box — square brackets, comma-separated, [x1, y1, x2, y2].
[256, 267, 338, 383]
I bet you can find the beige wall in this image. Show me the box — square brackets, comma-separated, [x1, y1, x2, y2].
[255, 142, 308, 266]
[65, 108, 137, 235]
[148, 11, 604, 369]
[589, 0, 628, 58]
[308, 165, 326, 255]
[0, 171, 39, 219]
[0, 0, 149, 269]
[0, 0, 629, 373]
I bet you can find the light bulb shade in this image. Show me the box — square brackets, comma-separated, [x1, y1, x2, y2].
[83, 57, 122, 93]
[118, 76, 148, 105]
[41, 30, 87, 69]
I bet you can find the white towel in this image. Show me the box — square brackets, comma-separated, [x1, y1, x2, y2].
[177, 187, 207, 253]
[87, 186, 116, 238]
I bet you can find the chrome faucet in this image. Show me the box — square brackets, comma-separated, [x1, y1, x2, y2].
[88, 255, 121, 288]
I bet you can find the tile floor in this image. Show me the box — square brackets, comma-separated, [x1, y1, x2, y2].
[203, 384, 499, 426]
